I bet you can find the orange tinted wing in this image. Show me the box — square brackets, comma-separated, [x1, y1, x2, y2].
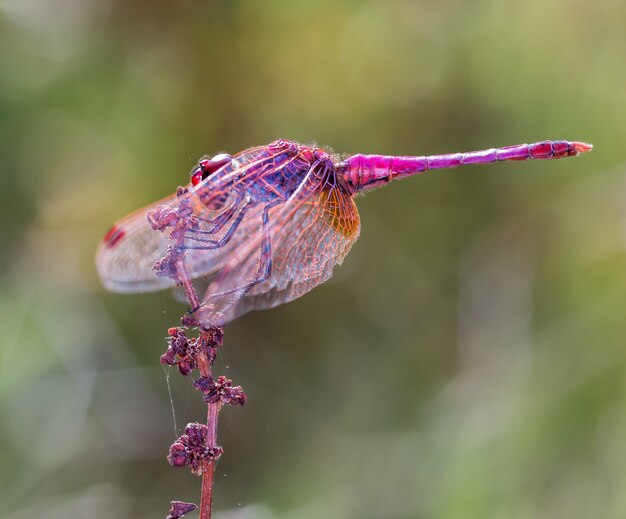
[197, 186, 360, 324]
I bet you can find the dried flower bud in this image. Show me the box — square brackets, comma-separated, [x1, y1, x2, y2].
[177, 358, 195, 376]
[169, 328, 189, 354]
[193, 376, 213, 393]
[153, 245, 188, 280]
[194, 375, 246, 406]
[147, 206, 176, 231]
[205, 327, 224, 348]
[161, 327, 199, 375]
[167, 442, 189, 467]
[153, 253, 179, 279]
[160, 348, 177, 366]
[168, 423, 222, 475]
[181, 314, 199, 327]
[206, 446, 223, 461]
[166, 500, 198, 519]
[185, 423, 208, 445]
[194, 334, 217, 366]
[222, 384, 246, 406]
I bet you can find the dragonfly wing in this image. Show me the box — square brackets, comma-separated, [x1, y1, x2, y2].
[253, 187, 360, 296]
[96, 184, 260, 293]
[197, 186, 361, 324]
[96, 193, 180, 293]
[97, 142, 307, 296]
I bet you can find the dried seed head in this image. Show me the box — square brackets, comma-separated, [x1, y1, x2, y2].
[181, 314, 199, 327]
[185, 422, 208, 445]
[206, 326, 224, 348]
[166, 500, 198, 519]
[167, 442, 189, 467]
[168, 423, 221, 475]
[194, 375, 246, 406]
[161, 327, 200, 375]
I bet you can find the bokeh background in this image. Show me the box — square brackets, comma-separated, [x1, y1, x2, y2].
[1, 1, 625, 518]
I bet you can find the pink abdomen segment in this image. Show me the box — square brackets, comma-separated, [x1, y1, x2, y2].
[340, 140, 593, 194]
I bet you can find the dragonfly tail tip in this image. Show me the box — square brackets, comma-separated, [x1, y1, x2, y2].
[572, 141, 593, 154]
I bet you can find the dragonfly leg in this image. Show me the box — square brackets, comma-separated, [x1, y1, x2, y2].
[202, 203, 274, 302]
[247, 203, 273, 287]
[187, 192, 245, 234]
[183, 197, 252, 250]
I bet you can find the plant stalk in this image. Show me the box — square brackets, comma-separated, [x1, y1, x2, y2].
[175, 259, 220, 519]
[197, 348, 220, 519]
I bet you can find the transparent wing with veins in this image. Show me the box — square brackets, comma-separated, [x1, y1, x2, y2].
[96, 168, 260, 293]
[194, 175, 361, 325]
[97, 192, 182, 293]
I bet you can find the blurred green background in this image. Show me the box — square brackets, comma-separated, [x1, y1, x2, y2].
[1, 1, 625, 518]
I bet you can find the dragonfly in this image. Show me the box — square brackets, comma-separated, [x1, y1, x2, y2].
[97, 138, 592, 326]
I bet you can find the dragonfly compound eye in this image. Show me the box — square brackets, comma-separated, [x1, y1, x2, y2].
[190, 169, 204, 186]
[191, 154, 232, 186]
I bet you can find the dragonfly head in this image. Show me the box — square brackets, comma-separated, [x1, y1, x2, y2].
[190, 153, 232, 186]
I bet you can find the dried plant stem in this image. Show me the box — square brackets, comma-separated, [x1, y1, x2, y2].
[197, 348, 220, 519]
[153, 214, 245, 519]
[176, 261, 217, 519]
[175, 258, 200, 310]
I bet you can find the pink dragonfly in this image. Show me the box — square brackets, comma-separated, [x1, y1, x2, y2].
[97, 139, 592, 325]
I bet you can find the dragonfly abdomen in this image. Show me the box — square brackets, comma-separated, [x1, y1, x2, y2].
[340, 140, 592, 193]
